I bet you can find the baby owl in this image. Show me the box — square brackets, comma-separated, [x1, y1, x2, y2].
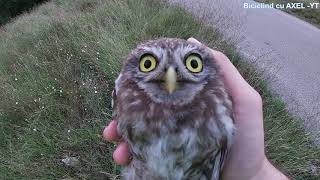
[112, 38, 234, 180]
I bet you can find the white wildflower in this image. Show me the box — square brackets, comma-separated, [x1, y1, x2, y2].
[15, 102, 19, 105]
[61, 156, 80, 167]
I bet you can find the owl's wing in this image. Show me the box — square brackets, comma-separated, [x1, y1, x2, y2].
[111, 89, 117, 118]
[211, 143, 228, 180]
[112, 73, 122, 118]
[111, 73, 122, 119]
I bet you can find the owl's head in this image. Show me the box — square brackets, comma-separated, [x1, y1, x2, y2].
[121, 38, 219, 105]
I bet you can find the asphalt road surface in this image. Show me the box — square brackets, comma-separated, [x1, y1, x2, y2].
[169, 0, 320, 143]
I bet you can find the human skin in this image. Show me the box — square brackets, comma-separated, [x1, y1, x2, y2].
[103, 38, 288, 180]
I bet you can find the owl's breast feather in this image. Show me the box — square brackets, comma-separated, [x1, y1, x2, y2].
[116, 89, 234, 180]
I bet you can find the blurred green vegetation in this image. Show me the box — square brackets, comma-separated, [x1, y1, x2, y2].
[0, 0, 48, 25]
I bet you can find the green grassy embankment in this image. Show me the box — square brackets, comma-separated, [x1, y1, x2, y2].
[0, 0, 319, 179]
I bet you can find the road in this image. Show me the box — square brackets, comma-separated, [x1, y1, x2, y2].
[169, 0, 320, 143]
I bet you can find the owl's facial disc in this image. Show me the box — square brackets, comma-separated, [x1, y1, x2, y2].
[124, 38, 219, 105]
[135, 51, 209, 105]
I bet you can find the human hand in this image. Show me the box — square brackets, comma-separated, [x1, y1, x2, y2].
[103, 38, 288, 180]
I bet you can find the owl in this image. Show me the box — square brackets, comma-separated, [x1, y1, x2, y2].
[112, 38, 234, 180]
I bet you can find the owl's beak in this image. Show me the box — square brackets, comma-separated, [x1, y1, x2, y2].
[165, 66, 177, 94]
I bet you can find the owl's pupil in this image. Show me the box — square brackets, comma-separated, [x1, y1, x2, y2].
[190, 60, 198, 69]
[144, 60, 152, 69]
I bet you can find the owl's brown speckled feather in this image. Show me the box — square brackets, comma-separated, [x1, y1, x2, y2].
[113, 38, 234, 180]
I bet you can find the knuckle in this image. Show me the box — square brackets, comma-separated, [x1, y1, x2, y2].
[235, 88, 262, 107]
[250, 90, 263, 106]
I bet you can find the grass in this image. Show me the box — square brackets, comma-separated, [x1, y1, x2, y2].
[255, 0, 320, 27]
[0, 0, 319, 179]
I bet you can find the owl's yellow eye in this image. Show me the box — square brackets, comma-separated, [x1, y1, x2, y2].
[185, 54, 203, 73]
[139, 55, 157, 72]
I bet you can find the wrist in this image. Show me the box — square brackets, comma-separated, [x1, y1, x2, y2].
[251, 157, 288, 180]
